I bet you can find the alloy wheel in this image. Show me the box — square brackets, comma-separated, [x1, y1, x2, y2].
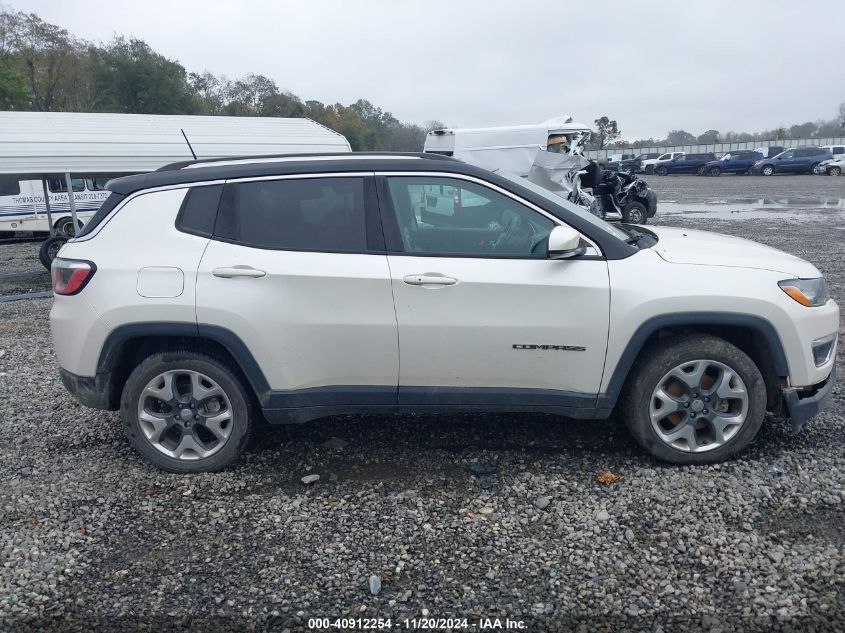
[137, 370, 234, 460]
[649, 359, 749, 453]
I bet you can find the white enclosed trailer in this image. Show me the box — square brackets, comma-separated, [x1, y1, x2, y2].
[0, 112, 351, 234]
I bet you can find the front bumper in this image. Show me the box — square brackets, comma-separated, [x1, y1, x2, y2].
[59, 367, 118, 411]
[782, 364, 836, 432]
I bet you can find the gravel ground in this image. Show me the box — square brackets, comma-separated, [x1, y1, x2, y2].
[1, 176, 844, 632]
[0, 240, 50, 297]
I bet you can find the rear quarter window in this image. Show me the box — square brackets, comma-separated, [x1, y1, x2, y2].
[176, 185, 224, 238]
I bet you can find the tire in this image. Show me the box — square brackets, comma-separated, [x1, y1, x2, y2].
[760, 165, 775, 176]
[708, 167, 721, 177]
[120, 351, 254, 473]
[620, 334, 766, 465]
[695, 166, 706, 175]
[808, 163, 821, 175]
[644, 165, 654, 174]
[622, 201, 648, 224]
[38, 235, 69, 270]
[655, 166, 668, 176]
[55, 216, 82, 237]
[829, 166, 842, 176]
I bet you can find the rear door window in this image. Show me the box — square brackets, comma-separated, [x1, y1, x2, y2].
[832, 147, 844, 155]
[214, 177, 370, 252]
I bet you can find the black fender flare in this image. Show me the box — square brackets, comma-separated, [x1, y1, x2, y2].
[97, 322, 272, 406]
[596, 312, 789, 408]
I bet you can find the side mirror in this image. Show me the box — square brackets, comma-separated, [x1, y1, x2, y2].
[547, 225, 586, 260]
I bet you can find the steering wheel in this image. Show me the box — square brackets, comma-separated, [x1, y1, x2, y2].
[492, 216, 519, 252]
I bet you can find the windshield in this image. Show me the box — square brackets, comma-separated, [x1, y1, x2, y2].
[494, 170, 630, 242]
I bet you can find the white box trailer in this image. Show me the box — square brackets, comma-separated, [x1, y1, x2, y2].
[0, 112, 351, 234]
[423, 116, 592, 176]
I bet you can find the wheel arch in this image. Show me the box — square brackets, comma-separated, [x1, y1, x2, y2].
[599, 313, 789, 410]
[97, 323, 271, 410]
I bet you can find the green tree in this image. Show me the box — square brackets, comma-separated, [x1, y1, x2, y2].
[223, 73, 278, 116]
[90, 37, 196, 114]
[696, 129, 719, 144]
[666, 129, 696, 145]
[259, 90, 304, 118]
[0, 9, 88, 111]
[189, 70, 227, 115]
[592, 116, 620, 149]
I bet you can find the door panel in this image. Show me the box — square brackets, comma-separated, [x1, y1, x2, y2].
[387, 256, 610, 399]
[197, 243, 398, 393]
[195, 175, 398, 399]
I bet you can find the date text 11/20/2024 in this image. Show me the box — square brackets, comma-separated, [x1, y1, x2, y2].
[307, 617, 527, 630]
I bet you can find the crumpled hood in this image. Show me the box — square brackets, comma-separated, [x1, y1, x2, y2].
[647, 226, 820, 278]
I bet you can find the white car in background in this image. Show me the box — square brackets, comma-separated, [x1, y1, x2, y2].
[641, 151, 684, 174]
[815, 156, 844, 176]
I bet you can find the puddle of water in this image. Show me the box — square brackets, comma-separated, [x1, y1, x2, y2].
[658, 197, 845, 220]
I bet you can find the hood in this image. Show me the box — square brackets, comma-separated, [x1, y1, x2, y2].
[646, 226, 820, 277]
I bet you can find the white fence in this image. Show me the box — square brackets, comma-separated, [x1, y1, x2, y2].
[585, 137, 845, 160]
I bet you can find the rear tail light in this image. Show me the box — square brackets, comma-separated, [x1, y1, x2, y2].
[52, 258, 96, 295]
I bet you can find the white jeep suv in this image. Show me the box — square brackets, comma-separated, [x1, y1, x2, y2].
[50, 153, 839, 472]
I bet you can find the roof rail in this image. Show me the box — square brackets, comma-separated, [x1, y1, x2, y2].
[156, 151, 455, 172]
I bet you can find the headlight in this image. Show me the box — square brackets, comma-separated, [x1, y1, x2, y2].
[778, 278, 830, 307]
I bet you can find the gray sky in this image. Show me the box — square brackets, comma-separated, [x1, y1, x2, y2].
[13, 0, 845, 139]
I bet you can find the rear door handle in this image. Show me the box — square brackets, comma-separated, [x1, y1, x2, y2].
[402, 273, 458, 286]
[212, 266, 266, 279]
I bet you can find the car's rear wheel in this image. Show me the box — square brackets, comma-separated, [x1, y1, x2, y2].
[121, 351, 254, 473]
[622, 201, 647, 224]
[829, 166, 842, 176]
[760, 165, 775, 176]
[621, 334, 766, 464]
[709, 167, 721, 176]
[655, 166, 668, 176]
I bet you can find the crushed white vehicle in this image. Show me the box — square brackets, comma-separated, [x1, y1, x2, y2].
[424, 117, 657, 224]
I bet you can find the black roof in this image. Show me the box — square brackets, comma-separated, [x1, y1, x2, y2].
[107, 152, 466, 195]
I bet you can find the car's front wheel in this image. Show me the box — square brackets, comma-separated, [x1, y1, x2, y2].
[760, 165, 775, 176]
[621, 334, 766, 464]
[655, 166, 668, 176]
[121, 351, 254, 473]
[695, 166, 706, 175]
[708, 167, 721, 177]
[829, 166, 842, 176]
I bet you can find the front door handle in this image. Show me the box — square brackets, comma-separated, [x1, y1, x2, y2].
[402, 273, 458, 286]
[212, 266, 266, 279]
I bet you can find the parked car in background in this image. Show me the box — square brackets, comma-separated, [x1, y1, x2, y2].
[600, 153, 636, 171]
[754, 146, 785, 159]
[814, 156, 844, 176]
[49, 153, 837, 471]
[821, 145, 845, 159]
[641, 151, 684, 174]
[654, 153, 717, 176]
[606, 153, 660, 173]
[753, 147, 832, 176]
[702, 151, 763, 176]
[631, 153, 661, 172]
